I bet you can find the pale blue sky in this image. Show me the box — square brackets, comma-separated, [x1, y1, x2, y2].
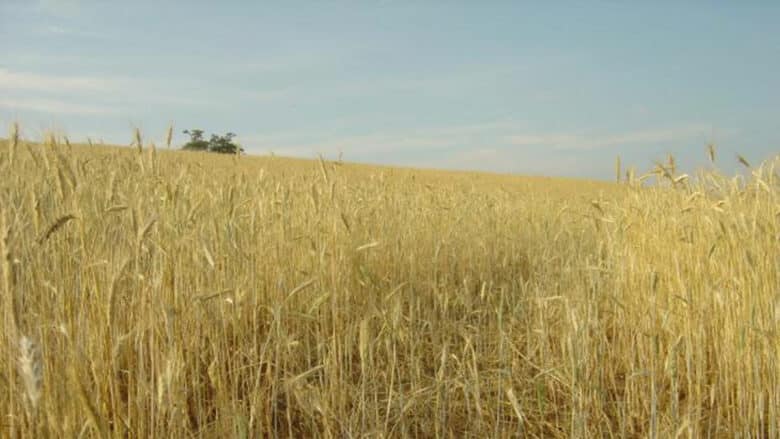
[1, 1, 779, 179]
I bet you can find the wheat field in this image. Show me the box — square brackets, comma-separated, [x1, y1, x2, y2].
[1, 125, 778, 437]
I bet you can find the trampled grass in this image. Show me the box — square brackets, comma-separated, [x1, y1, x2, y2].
[1, 126, 778, 437]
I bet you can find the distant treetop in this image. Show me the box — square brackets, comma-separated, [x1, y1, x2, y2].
[182, 129, 244, 154]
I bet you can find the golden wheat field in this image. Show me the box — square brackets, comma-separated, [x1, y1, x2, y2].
[1, 125, 778, 437]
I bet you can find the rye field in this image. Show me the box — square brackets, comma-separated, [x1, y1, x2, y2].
[1, 126, 778, 437]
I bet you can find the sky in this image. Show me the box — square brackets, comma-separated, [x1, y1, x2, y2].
[1, 1, 779, 180]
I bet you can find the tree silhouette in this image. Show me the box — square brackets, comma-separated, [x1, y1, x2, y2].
[182, 129, 244, 154]
[182, 129, 209, 151]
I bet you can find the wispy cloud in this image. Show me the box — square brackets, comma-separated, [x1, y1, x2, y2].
[431, 146, 599, 177]
[36, 24, 103, 38]
[0, 68, 208, 109]
[34, 0, 83, 18]
[0, 68, 117, 92]
[245, 64, 523, 104]
[242, 120, 707, 159]
[242, 132, 457, 158]
[508, 124, 711, 151]
[0, 97, 116, 115]
[239, 121, 714, 179]
[239, 119, 522, 157]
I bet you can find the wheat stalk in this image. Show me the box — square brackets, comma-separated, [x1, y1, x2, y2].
[1, 209, 19, 333]
[707, 143, 716, 163]
[0, 124, 777, 436]
[134, 127, 143, 154]
[17, 335, 42, 414]
[8, 122, 19, 167]
[165, 123, 174, 149]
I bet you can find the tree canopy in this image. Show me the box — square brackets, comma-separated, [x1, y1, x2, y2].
[182, 129, 243, 154]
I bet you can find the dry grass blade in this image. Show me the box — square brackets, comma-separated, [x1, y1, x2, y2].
[104, 205, 129, 213]
[359, 318, 370, 373]
[202, 244, 215, 269]
[193, 288, 235, 303]
[71, 367, 107, 438]
[107, 258, 131, 327]
[38, 214, 76, 244]
[165, 123, 174, 149]
[1, 209, 20, 333]
[356, 241, 380, 252]
[134, 127, 143, 154]
[318, 154, 330, 184]
[24, 142, 44, 169]
[340, 212, 351, 232]
[137, 215, 158, 242]
[505, 388, 525, 428]
[286, 278, 318, 302]
[638, 172, 654, 183]
[652, 162, 673, 181]
[284, 365, 325, 391]
[8, 122, 19, 166]
[667, 153, 677, 175]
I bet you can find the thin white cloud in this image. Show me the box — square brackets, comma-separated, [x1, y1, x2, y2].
[0, 97, 115, 115]
[0, 68, 117, 92]
[243, 133, 456, 158]
[37, 24, 103, 38]
[243, 123, 711, 159]
[245, 64, 524, 104]
[0, 68, 209, 109]
[240, 121, 714, 179]
[35, 0, 83, 18]
[239, 119, 519, 157]
[508, 124, 710, 151]
[240, 119, 522, 150]
[432, 147, 594, 177]
[235, 46, 362, 76]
